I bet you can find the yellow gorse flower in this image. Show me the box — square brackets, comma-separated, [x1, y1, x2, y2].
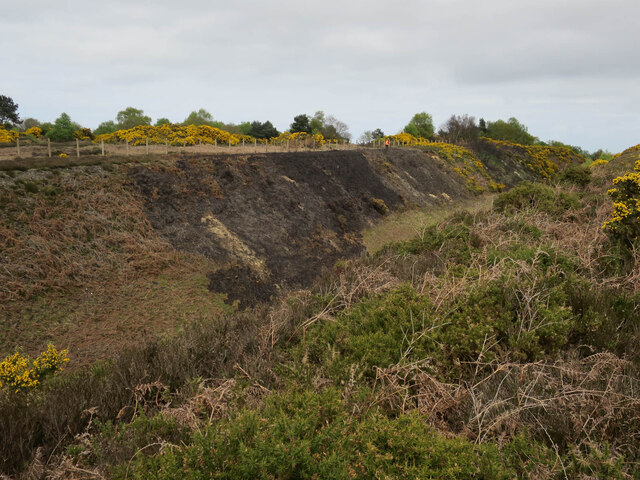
[0, 345, 69, 394]
[0, 126, 19, 143]
[94, 124, 282, 147]
[602, 160, 640, 238]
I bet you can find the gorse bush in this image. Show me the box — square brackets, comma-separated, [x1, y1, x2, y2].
[603, 159, 640, 246]
[560, 163, 592, 187]
[0, 345, 69, 394]
[493, 181, 579, 215]
[119, 388, 524, 480]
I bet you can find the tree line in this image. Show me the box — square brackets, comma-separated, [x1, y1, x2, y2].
[0, 94, 612, 159]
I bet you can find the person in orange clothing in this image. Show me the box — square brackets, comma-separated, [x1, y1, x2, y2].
[385, 138, 390, 148]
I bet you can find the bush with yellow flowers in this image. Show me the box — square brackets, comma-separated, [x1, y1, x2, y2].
[273, 131, 325, 147]
[384, 132, 431, 146]
[0, 345, 69, 394]
[0, 125, 18, 143]
[590, 158, 610, 168]
[24, 126, 43, 138]
[95, 124, 259, 147]
[74, 127, 94, 140]
[602, 159, 640, 246]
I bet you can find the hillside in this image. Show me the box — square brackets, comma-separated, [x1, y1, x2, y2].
[1, 141, 607, 477]
[1, 143, 585, 366]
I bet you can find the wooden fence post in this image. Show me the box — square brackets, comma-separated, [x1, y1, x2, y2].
[76, 138, 80, 157]
[101, 139, 105, 156]
[126, 139, 129, 154]
[48, 138, 52, 157]
[165, 140, 168, 154]
[16, 136, 20, 157]
[254, 138, 257, 153]
[228, 139, 231, 150]
[146, 138, 149, 154]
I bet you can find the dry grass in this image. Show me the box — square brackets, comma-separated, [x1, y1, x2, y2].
[0, 164, 229, 363]
[362, 194, 495, 253]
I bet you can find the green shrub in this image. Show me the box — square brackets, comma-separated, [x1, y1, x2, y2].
[388, 223, 479, 266]
[493, 182, 579, 215]
[119, 388, 520, 479]
[45, 113, 80, 142]
[560, 164, 592, 187]
[83, 412, 189, 469]
[296, 286, 434, 382]
[501, 217, 543, 240]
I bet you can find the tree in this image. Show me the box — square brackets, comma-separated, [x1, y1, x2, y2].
[183, 108, 216, 126]
[590, 148, 613, 161]
[483, 117, 537, 145]
[94, 121, 118, 136]
[45, 113, 80, 142]
[155, 118, 171, 126]
[404, 112, 434, 139]
[309, 111, 325, 135]
[479, 118, 487, 134]
[21, 118, 40, 130]
[0, 95, 20, 127]
[116, 107, 151, 130]
[290, 114, 311, 133]
[40, 122, 53, 136]
[372, 128, 385, 139]
[359, 131, 373, 144]
[324, 115, 351, 141]
[237, 121, 252, 135]
[306, 111, 351, 141]
[438, 114, 479, 144]
[247, 120, 279, 139]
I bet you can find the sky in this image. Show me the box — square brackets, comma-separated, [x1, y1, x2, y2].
[2, 0, 639, 153]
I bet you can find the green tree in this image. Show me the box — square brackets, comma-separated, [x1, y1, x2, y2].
[484, 117, 537, 145]
[237, 121, 252, 135]
[372, 128, 385, 139]
[116, 107, 151, 130]
[590, 148, 614, 161]
[0, 95, 20, 127]
[290, 114, 311, 133]
[247, 120, 279, 139]
[94, 120, 118, 136]
[404, 112, 434, 139]
[183, 108, 216, 126]
[45, 113, 80, 142]
[155, 118, 171, 126]
[309, 111, 325, 134]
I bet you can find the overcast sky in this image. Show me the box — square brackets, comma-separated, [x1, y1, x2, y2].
[2, 0, 639, 152]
